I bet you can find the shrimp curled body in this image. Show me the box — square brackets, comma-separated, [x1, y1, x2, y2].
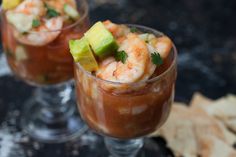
[15, 17, 63, 46]
[6, 0, 69, 46]
[96, 21, 173, 92]
[96, 33, 151, 83]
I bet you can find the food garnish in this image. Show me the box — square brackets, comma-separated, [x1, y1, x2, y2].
[151, 52, 163, 66]
[85, 21, 118, 58]
[45, 4, 60, 18]
[2, 0, 21, 10]
[130, 27, 138, 33]
[69, 38, 98, 72]
[115, 50, 128, 64]
[32, 19, 41, 28]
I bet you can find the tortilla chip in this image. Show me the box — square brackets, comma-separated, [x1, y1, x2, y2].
[158, 104, 198, 157]
[151, 94, 236, 157]
[203, 95, 236, 120]
[197, 135, 236, 157]
[224, 119, 236, 134]
[190, 92, 213, 108]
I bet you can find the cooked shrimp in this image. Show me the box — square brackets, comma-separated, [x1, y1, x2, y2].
[139, 44, 157, 81]
[97, 58, 118, 82]
[103, 20, 130, 41]
[14, 17, 63, 46]
[6, 0, 45, 32]
[96, 35, 173, 84]
[14, 0, 45, 17]
[139, 36, 172, 80]
[44, 0, 77, 14]
[96, 33, 150, 83]
[6, 0, 64, 46]
[151, 36, 172, 59]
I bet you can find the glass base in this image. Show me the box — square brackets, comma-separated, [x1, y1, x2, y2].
[105, 137, 143, 157]
[75, 132, 168, 157]
[22, 98, 87, 143]
[21, 81, 87, 143]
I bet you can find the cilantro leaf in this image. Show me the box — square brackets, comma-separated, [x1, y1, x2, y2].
[47, 8, 60, 18]
[32, 19, 41, 27]
[130, 27, 138, 33]
[151, 52, 163, 66]
[115, 50, 128, 64]
[45, 4, 60, 18]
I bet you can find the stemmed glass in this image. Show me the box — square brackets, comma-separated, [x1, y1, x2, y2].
[74, 25, 177, 156]
[1, 0, 89, 143]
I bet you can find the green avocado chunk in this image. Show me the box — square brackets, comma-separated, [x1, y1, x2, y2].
[69, 37, 98, 72]
[84, 21, 118, 58]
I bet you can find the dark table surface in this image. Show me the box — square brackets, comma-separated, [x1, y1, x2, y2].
[0, 0, 236, 156]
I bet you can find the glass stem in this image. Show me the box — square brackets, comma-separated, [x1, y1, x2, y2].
[105, 137, 143, 157]
[35, 81, 75, 123]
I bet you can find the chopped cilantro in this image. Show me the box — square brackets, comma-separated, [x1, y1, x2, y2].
[32, 19, 41, 27]
[130, 27, 138, 33]
[115, 50, 128, 64]
[151, 52, 163, 66]
[45, 3, 60, 18]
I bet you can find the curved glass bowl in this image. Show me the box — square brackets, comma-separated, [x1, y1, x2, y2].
[0, 0, 90, 143]
[1, 0, 89, 86]
[74, 24, 177, 156]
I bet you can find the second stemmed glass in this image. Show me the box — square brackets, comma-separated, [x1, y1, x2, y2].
[74, 25, 177, 156]
[1, 0, 89, 143]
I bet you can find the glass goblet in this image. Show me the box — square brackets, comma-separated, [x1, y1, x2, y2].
[74, 25, 177, 156]
[1, 0, 89, 143]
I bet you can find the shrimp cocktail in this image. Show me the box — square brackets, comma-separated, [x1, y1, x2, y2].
[1, 0, 89, 142]
[70, 20, 177, 157]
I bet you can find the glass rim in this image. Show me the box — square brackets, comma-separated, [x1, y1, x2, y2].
[75, 24, 178, 86]
[0, 0, 89, 33]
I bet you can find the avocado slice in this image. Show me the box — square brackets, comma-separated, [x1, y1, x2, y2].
[84, 21, 118, 58]
[2, 0, 21, 10]
[69, 38, 98, 72]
